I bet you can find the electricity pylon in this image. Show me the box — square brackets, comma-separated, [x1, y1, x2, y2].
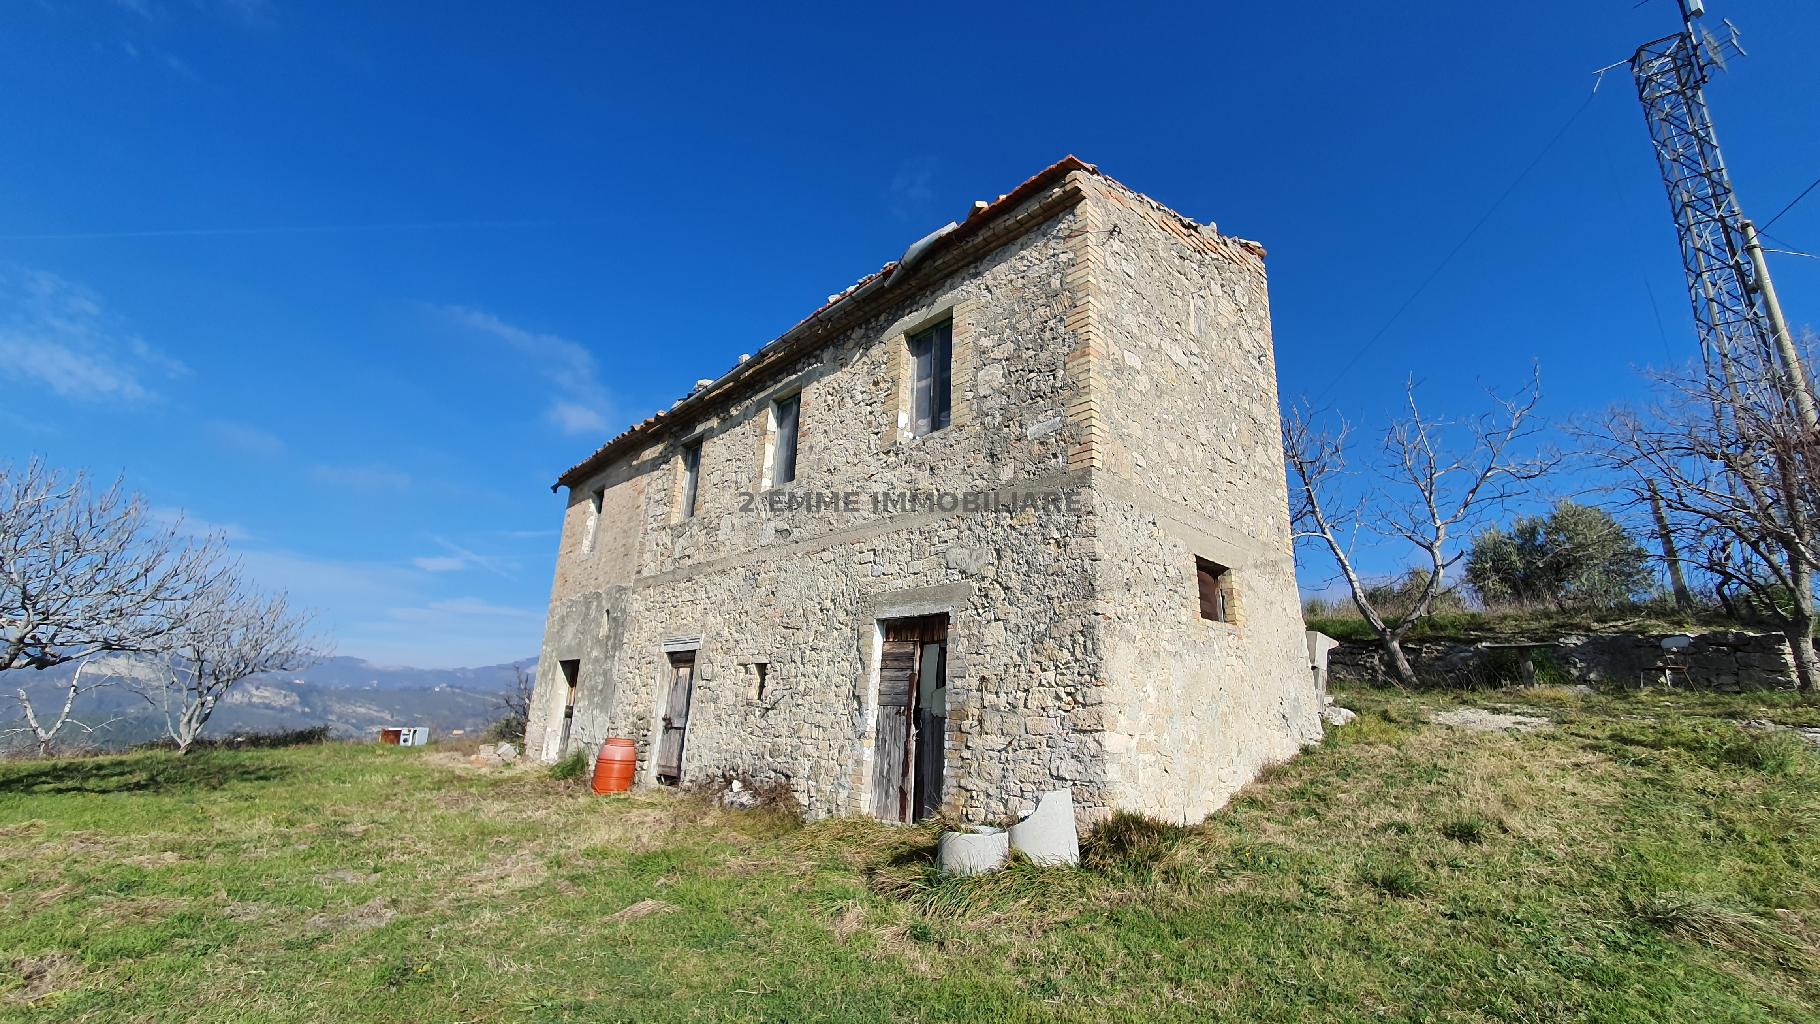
[1630, 0, 1815, 426]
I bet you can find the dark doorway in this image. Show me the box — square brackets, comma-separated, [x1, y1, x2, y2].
[872, 615, 948, 823]
[655, 652, 695, 785]
[557, 659, 580, 758]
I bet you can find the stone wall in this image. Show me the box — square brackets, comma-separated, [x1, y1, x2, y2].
[536, 182, 1113, 823]
[1077, 178, 1321, 822]
[1326, 630, 1800, 691]
[528, 163, 1317, 826]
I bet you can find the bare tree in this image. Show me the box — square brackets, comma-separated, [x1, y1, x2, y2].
[2, 458, 226, 754]
[491, 661, 535, 729]
[2, 657, 152, 757]
[1588, 338, 1820, 690]
[1284, 372, 1551, 687]
[152, 573, 320, 754]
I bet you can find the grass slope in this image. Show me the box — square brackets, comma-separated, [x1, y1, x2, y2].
[2, 688, 1817, 1023]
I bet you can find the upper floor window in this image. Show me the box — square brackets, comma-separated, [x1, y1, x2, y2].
[771, 394, 800, 486]
[583, 486, 604, 554]
[908, 319, 952, 436]
[680, 440, 702, 519]
[1196, 557, 1233, 623]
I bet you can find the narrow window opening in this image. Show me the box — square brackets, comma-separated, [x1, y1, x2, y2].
[680, 440, 702, 519]
[583, 486, 604, 554]
[771, 394, 800, 486]
[1196, 558, 1233, 623]
[908, 319, 953, 436]
[749, 661, 769, 701]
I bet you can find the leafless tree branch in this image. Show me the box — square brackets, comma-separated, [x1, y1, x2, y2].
[2, 457, 231, 754]
[1285, 369, 1553, 686]
[149, 570, 323, 754]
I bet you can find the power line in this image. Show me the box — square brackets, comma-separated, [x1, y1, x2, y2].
[1762, 175, 1820, 232]
[1312, 90, 1597, 403]
[1594, 91, 1675, 361]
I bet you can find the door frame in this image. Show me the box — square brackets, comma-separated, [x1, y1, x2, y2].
[865, 613, 948, 823]
[648, 646, 698, 785]
[540, 658, 582, 762]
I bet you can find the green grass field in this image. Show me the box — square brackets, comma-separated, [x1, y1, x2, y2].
[3, 686, 1818, 1023]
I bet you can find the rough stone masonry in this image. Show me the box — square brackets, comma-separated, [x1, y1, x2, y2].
[525, 157, 1322, 826]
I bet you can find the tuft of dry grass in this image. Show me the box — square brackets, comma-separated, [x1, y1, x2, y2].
[1629, 891, 1818, 971]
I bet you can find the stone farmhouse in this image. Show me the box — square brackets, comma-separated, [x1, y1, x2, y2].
[526, 157, 1322, 825]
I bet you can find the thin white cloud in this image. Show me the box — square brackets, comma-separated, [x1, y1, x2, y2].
[436, 305, 614, 436]
[407, 538, 515, 578]
[392, 598, 540, 621]
[205, 0, 277, 30]
[549, 399, 609, 435]
[412, 556, 466, 572]
[311, 463, 411, 492]
[0, 267, 187, 403]
[205, 419, 285, 457]
[233, 548, 540, 668]
[887, 156, 940, 221]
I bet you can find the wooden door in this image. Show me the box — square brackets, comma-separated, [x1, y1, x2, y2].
[870, 616, 948, 823]
[655, 653, 694, 785]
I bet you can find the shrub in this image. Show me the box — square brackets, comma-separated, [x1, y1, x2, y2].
[1479, 648, 1568, 687]
[1081, 812, 1191, 877]
[482, 716, 527, 743]
[548, 750, 588, 781]
[1465, 501, 1653, 611]
[134, 725, 332, 752]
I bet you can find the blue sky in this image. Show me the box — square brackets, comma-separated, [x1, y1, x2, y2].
[4, 1, 1818, 666]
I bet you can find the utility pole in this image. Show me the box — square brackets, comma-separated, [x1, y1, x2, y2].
[1742, 218, 1818, 429]
[1644, 479, 1696, 610]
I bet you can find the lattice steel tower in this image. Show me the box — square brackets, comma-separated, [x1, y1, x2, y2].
[1630, 0, 1813, 422]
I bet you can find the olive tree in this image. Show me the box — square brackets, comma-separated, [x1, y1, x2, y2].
[1464, 500, 1654, 611]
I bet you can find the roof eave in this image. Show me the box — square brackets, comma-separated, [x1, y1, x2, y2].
[552, 155, 1099, 492]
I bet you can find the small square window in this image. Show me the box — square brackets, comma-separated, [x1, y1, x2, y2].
[908, 319, 952, 437]
[771, 394, 800, 486]
[680, 440, 702, 519]
[1196, 557, 1233, 623]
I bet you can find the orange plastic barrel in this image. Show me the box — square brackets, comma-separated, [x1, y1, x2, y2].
[591, 738, 637, 795]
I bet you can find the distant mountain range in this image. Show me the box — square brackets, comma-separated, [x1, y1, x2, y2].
[2, 655, 536, 752]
